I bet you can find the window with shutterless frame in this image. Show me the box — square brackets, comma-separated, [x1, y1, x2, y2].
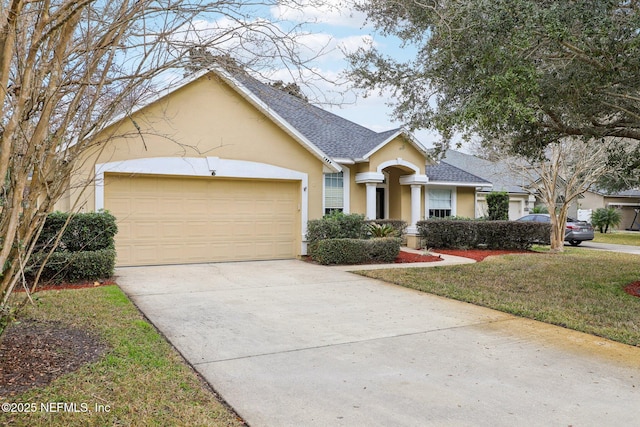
[324, 172, 344, 215]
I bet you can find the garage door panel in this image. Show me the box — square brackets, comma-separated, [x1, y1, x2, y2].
[105, 174, 300, 266]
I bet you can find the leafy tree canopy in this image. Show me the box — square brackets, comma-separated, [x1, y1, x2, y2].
[348, 0, 640, 163]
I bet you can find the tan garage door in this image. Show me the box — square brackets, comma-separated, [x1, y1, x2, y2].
[104, 174, 300, 266]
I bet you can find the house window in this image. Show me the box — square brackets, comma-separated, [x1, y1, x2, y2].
[324, 172, 344, 215]
[429, 189, 452, 218]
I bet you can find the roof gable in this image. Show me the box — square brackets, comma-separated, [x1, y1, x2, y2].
[227, 71, 427, 161]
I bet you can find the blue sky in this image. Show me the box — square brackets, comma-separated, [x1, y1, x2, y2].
[267, 1, 445, 150]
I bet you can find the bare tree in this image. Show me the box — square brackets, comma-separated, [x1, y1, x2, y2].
[507, 139, 611, 252]
[0, 0, 333, 334]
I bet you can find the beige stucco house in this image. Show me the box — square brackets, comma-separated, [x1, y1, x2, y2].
[59, 68, 489, 266]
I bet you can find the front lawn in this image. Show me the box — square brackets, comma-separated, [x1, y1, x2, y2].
[1, 286, 244, 426]
[358, 249, 640, 347]
[593, 230, 640, 246]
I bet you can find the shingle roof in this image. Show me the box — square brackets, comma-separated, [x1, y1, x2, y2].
[610, 189, 640, 198]
[232, 72, 404, 160]
[426, 161, 491, 185]
[441, 150, 531, 193]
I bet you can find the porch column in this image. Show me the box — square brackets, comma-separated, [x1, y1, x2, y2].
[355, 172, 385, 220]
[365, 182, 377, 219]
[409, 184, 422, 234]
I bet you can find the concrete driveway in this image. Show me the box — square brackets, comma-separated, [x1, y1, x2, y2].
[579, 240, 640, 255]
[116, 260, 640, 427]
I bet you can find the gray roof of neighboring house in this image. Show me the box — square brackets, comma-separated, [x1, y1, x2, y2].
[606, 189, 640, 198]
[441, 150, 531, 193]
[425, 161, 491, 185]
[233, 72, 404, 160]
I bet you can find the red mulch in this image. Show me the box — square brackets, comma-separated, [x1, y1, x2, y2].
[394, 251, 443, 263]
[433, 248, 533, 262]
[12, 279, 116, 293]
[624, 281, 640, 298]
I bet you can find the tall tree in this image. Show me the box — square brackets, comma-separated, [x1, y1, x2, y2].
[348, 0, 640, 161]
[507, 139, 611, 252]
[0, 0, 328, 334]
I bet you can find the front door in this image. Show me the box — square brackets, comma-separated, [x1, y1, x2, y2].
[376, 188, 385, 219]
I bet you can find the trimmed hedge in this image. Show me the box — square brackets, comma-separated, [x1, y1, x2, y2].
[312, 237, 401, 265]
[417, 219, 550, 250]
[35, 211, 118, 252]
[306, 212, 368, 254]
[27, 249, 117, 283]
[28, 211, 118, 283]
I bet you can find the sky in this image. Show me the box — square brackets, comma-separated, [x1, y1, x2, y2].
[266, 1, 443, 144]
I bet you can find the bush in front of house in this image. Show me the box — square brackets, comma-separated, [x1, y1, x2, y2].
[312, 237, 401, 265]
[27, 249, 117, 283]
[486, 191, 510, 221]
[306, 212, 368, 254]
[35, 211, 118, 252]
[366, 219, 407, 238]
[417, 219, 550, 250]
[28, 211, 118, 283]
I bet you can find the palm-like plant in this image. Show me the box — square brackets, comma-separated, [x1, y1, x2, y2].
[591, 208, 622, 233]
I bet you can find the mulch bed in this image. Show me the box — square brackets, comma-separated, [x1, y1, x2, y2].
[12, 278, 115, 293]
[394, 251, 443, 263]
[433, 248, 533, 262]
[624, 281, 640, 298]
[0, 319, 109, 397]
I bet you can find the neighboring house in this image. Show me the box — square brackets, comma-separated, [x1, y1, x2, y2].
[57, 68, 485, 266]
[440, 150, 535, 219]
[580, 189, 640, 230]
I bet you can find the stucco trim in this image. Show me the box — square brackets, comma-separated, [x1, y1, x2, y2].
[355, 172, 385, 183]
[399, 174, 429, 185]
[95, 156, 310, 254]
[376, 158, 422, 175]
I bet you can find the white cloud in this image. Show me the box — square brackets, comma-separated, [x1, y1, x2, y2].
[270, 0, 368, 28]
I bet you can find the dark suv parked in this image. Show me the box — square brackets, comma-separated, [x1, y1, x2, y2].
[516, 214, 594, 246]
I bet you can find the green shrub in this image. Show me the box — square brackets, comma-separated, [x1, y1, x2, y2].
[29, 211, 118, 284]
[367, 223, 396, 237]
[306, 212, 367, 254]
[532, 205, 549, 214]
[36, 211, 118, 252]
[486, 191, 510, 220]
[366, 219, 407, 237]
[417, 219, 550, 249]
[366, 237, 402, 262]
[27, 249, 117, 283]
[312, 237, 401, 265]
[591, 207, 622, 233]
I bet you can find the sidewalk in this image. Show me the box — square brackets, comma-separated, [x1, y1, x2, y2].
[332, 247, 476, 271]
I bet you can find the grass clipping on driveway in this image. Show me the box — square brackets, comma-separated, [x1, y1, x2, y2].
[2, 286, 243, 427]
[358, 250, 640, 347]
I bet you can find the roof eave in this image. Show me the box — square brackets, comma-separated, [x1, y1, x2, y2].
[428, 181, 493, 188]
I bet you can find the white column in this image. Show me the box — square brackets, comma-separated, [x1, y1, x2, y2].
[409, 184, 422, 233]
[366, 182, 377, 219]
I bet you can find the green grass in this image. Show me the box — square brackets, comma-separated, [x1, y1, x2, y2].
[3, 286, 244, 427]
[593, 230, 640, 246]
[358, 249, 640, 347]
